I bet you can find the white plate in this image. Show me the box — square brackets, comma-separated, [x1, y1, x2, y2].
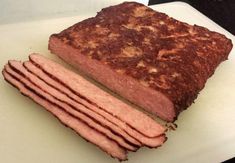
[0, 2, 235, 163]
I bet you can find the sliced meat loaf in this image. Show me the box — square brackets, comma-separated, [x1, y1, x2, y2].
[27, 55, 166, 147]
[23, 60, 166, 147]
[49, 2, 233, 121]
[2, 54, 168, 160]
[23, 61, 141, 147]
[5, 62, 137, 151]
[2, 70, 127, 161]
[29, 54, 166, 137]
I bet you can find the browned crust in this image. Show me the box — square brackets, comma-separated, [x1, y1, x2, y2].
[49, 2, 233, 121]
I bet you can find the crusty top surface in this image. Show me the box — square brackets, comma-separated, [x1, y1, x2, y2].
[52, 2, 233, 113]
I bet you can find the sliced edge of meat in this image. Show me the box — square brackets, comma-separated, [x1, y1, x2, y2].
[23, 60, 141, 147]
[23, 58, 166, 147]
[2, 69, 127, 161]
[13, 60, 166, 148]
[6, 62, 137, 151]
[29, 53, 166, 138]
[49, 36, 175, 122]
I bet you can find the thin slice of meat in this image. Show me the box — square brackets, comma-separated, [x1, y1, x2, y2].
[10, 60, 166, 147]
[24, 61, 141, 147]
[2, 70, 127, 161]
[5, 62, 137, 151]
[29, 53, 166, 138]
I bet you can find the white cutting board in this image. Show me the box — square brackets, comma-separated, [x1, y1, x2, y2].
[0, 2, 235, 163]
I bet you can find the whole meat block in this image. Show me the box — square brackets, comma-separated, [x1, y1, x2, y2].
[49, 2, 233, 121]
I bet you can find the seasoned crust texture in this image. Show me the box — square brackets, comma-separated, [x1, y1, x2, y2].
[50, 2, 233, 115]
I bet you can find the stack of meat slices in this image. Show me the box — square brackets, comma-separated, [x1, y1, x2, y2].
[2, 54, 167, 161]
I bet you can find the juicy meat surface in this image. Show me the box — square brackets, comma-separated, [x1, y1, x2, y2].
[49, 2, 233, 121]
[2, 70, 127, 161]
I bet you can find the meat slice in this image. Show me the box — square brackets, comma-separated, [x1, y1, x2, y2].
[11, 60, 166, 147]
[48, 2, 233, 121]
[6, 62, 137, 151]
[2, 70, 127, 161]
[29, 54, 166, 138]
[24, 61, 141, 147]
[23, 60, 166, 147]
